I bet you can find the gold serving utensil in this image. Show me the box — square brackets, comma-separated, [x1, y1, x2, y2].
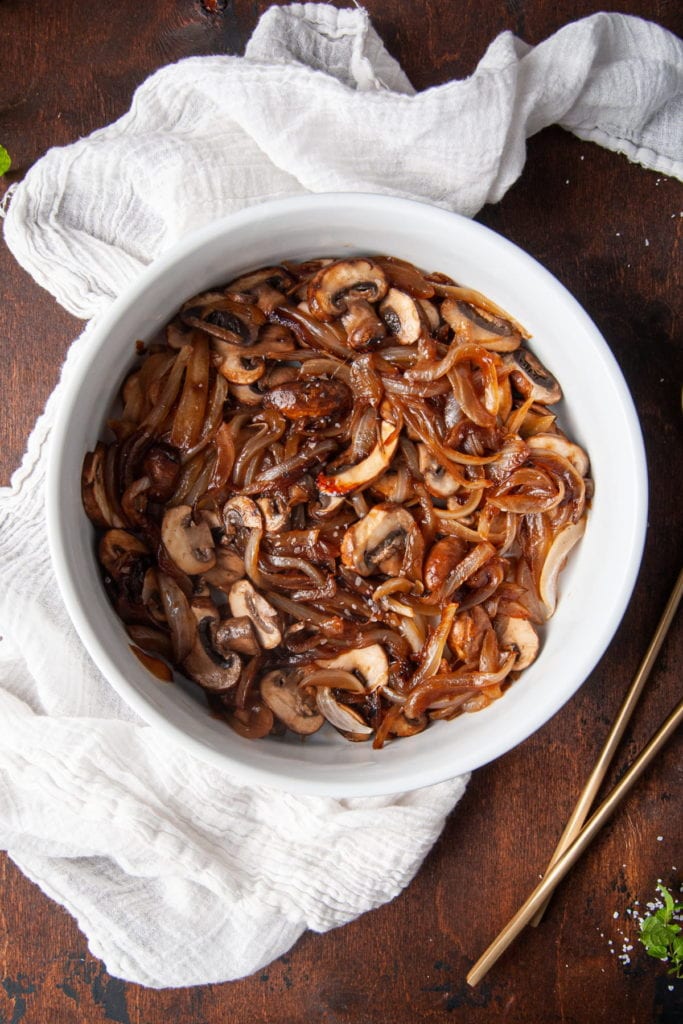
[467, 567, 683, 988]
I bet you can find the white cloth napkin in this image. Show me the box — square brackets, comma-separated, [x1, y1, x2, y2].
[1, 3, 681, 990]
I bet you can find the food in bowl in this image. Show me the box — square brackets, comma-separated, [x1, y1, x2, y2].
[81, 253, 591, 748]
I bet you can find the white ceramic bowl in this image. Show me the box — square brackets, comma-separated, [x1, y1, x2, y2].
[46, 194, 647, 796]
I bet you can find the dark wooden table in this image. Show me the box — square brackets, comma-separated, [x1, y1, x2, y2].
[1, 2, 681, 1022]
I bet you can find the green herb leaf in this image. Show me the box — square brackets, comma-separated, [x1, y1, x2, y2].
[639, 883, 683, 979]
[0, 145, 11, 177]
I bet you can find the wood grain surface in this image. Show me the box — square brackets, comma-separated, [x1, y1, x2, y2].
[1, 2, 682, 1022]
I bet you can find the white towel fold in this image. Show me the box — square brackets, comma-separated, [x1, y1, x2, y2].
[1, 3, 681, 988]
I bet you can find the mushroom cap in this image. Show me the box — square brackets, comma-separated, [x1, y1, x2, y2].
[307, 259, 388, 320]
[211, 616, 261, 657]
[228, 579, 282, 649]
[417, 444, 461, 498]
[181, 293, 265, 345]
[380, 288, 426, 344]
[260, 669, 324, 735]
[341, 299, 387, 350]
[340, 504, 417, 577]
[161, 505, 216, 575]
[223, 495, 263, 535]
[98, 529, 150, 577]
[316, 643, 389, 692]
[505, 348, 562, 404]
[441, 297, 520, 351]
[182, 616, 242, 692]
[494, 616, 539, 670]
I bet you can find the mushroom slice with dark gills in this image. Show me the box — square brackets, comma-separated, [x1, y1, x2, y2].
[316, 644, 389, 693]
[228, 579, 282, 649]
[341, 504, 420, 577]
[260, 669, 324, 735]
[214, 347, 265, 386]
[99, 529, 150, 579]
[417, 444, 461, 498]
[307, 258, 388, 321]
[183, 614, 242, 692]
[504, 347, 562, 404]
[379, 288, 428, 344]
[211, 616, 261, 657]
[98, 529, 151, 623]
[180, 292, 265, 345]
[161, 504, 216, 575]
[494, 616, 539, 670]
[226, 266, 295, 314]
[441, 297, 521, 352]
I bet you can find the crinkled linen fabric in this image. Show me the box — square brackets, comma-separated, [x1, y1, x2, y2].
[1, 2, 681, 988]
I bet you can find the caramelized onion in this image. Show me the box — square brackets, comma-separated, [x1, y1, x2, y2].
[83, 252, 590, 747]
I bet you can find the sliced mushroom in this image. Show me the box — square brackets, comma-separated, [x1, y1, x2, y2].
[317, 420, 399, 495]
[526, 433, 590, 477]
[441, 298, 520, 351]
[504, 348, 562, 404]
[256, 496, 290, 533]
[227, 266, 294, 314]
[225, 696, 274, 739]
[180, 293, 265, 345]
[211, 616, 260, 657]
[222, 495, 263, 537]
[161, 505, 216, 575]
[260, 669, 324, 735]
[201, 547, 245, 591]
[98, 529, 150, 577]
[316, 643, 389, 692]
[228, 579, 282, 649]
[379, 288, 426, 344]
[215, 349, 265, 385]
[341, 504, 418, 577]
[417, 444, 461, 497]
[308, 258, 388, 321]
[341, 300, 387, 349]
[262, 379, 351, 420]
[182, 616, 242, 692]
[494, 616, 539, 670]
[315, 688, 373, 738]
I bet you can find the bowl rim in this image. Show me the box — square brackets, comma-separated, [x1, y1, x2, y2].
[45, 192, 648, 795]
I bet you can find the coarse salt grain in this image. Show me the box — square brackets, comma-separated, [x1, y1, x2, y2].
[657, 836, 664, 842]
[613, 911, 619, 919]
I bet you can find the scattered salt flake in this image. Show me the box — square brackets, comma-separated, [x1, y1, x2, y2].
[565, 179, 570, 185]
[669, 986, 675, 992]
[657, 836, 664, 842]
[613, 911, 619, 919]
[580, 155, 585, 160]
[616, 231, 621, 236]
[645, 239, 650, 246]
